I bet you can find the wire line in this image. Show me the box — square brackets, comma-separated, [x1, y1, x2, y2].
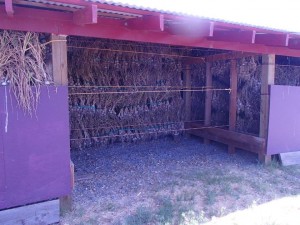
[70, 125, 229, 141]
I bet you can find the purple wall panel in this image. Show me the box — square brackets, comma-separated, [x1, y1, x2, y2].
[0, 90, 5, 206]
[0, 86, 71, 210]
[267, 85, 300, 155]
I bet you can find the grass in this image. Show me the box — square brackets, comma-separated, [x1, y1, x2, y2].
[61, 140, 300, 225]
[125, 207, 153, 225]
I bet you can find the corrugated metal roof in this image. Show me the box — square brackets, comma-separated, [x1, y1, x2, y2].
[27, 0, 83, 9]
[87, 0, 300, 33]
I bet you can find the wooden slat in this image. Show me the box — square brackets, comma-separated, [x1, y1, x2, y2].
[228, 59, 238, 154]
[0, 200, 59, 225]
[259, 54, 275, 163]
[205, 52, 258, 62]
[204, 62, 212, 144]
[51, 34, 68, 86]
[185, 123, 265, 154]
[183, 64, 191, 121]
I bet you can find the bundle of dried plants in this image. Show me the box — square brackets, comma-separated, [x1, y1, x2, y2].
[0, 30, 51, 115]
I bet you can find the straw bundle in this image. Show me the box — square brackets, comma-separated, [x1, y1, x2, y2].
[0, 30, 51, 115]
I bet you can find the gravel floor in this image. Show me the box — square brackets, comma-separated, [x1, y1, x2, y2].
[71, 137, 256, 201]
[61, 136, 300, 225]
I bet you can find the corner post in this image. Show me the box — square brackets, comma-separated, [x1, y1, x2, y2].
[228, 59, 237, 154]
[183, 64, 191, 121]
[259, 54, 275, 163]
[204, 62, 212, 144]
[51, 34, 73, 211]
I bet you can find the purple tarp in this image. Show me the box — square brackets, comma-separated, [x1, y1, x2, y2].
[267, 85, 300, 155]
[0, 86, 71, 210]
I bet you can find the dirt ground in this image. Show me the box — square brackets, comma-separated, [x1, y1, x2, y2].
[60, 137, 300, 225]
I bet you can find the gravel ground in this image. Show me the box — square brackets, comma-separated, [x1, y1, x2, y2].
[61, 136, 300, 225]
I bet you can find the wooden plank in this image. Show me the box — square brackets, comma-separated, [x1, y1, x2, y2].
[210, 30, 255, 44]
[205, 52, 258, 62]
[255, 34, 289, 47]
[73, 4, 98, 25]
[51, 34, 68, 86]
[125, 15, 164, 31]
[166, 20, 214, 37]
[228, 59, 238, 154]
[0, 199, 59, 225]
[280, 151, 300, 166]
[259, 54, 275, 163]
[185, 122, 265, 154]
[204, 62, 212, 144]
[4, 0, 14, 17]
[183, 64, 192, 121]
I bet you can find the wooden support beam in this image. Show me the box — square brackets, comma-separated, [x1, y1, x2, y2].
[125, 15, 164, 32]
[0, 199, 59, 225]
[4, 0, 14, 17]
[51, 34, 68, 86]
[167, 20, 214, 37]
[228, 59, 238, 154]
[183, 64, 191, 121]
[205, 52, 258, 63]
[259, 54, 275, 163]
[210, 30, 255, 44]
[185, 123, 265, 154]
[73, 4, 98, 25]
[204, 62, 212, 144]
[255, 34, 289, 47]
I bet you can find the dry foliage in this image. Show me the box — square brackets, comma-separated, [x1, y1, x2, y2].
[68, 37, 190, 149]
[236, 56, 261, 135]
[0, 30, 51, 115]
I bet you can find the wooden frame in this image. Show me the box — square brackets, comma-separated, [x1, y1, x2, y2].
[185, 122, 265, 154]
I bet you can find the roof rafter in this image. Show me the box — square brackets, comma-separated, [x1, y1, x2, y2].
[73, 4, 98, 25]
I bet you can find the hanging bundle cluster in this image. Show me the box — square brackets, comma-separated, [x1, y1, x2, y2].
[68, 37, 188, 149]
[0, 30, 51, 115]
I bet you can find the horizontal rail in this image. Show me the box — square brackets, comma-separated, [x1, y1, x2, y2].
[185, 122, 265, 154]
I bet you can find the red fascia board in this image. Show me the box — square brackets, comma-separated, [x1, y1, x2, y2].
[167, 21, 214, 37]
[289, 39, 300, 50]
[125, 15, 164, 32]
[255, 33, 289, 47]
[1, 6, 300, 57]
[210, 30, 255, 44]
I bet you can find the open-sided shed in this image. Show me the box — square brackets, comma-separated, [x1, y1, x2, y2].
[1, 0, 300, 224]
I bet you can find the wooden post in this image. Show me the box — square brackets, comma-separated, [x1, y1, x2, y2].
[228, 60, 238, 154]
[204, 62, 212, 144]
[259, 54, 275, 163]
[51, 34, 72, 211]
[183, 64, 191, 121]
[51, 34, 68, 85]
